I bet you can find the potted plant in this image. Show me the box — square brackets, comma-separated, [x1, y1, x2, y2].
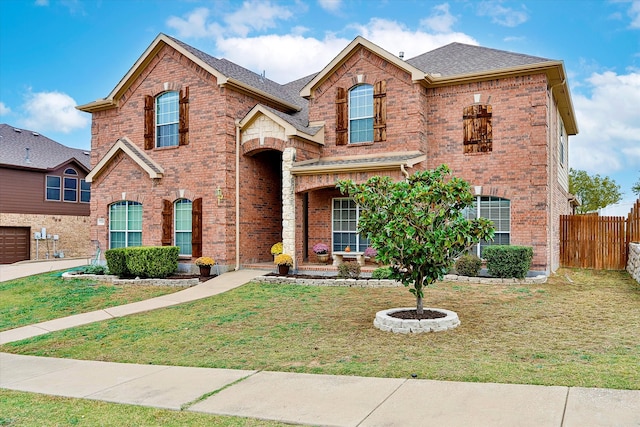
[312, 243, 330, 264]
[274, 253, 293, 275]
[195, 256, 215, 277]
[364, 246, 378, 264]
[270, 242, 283, 260]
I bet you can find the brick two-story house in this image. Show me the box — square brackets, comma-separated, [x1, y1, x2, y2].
[78, 34, 577, 274]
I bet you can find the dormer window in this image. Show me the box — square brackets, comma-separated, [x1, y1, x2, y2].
[144, 87, 189, 149]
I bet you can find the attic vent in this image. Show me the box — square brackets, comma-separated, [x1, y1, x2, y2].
[13, 128, 21, 133]
[32, 132, 39, 136]
[399, 51, 404, 59]
[83, 151, 90, 155]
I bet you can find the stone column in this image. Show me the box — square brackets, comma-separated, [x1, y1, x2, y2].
[282, 147, 296, 268]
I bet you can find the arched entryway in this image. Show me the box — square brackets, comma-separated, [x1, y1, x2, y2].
[239, 149, 283, 264]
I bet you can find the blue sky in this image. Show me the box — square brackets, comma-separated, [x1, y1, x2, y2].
[1, 0, 639, 210]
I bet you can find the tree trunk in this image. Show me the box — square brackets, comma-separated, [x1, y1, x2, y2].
[416, 294, 424, 315]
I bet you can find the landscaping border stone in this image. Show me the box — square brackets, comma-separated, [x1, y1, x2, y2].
[61, 272, 199, 287]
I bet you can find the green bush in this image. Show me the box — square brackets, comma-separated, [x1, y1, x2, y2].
[126, 246, 179, 278]
[81, 264, 109, 275]
[105, 246, 179, 278]
[337, 261, 361, 279]
[483, 245, 533, 279]
[455, 254, 482, 277]
[371, 266, 393, 279]
[105, 248, 128, 277]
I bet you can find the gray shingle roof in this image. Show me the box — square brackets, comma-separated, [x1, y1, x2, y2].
[166, 35, 304, 110]
[0, 124, 91, 171]
[406, 42, 552, 77]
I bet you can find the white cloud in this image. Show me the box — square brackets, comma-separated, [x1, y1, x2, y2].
[570, 71, 640, 175]
[35, 0, 49, 6]
[217, 34, 349, 83]
[352, 18, 477, 60]
[420, 3, 457, 33]
[20, 91, 89, 133]
[224, 0, 293, 37]
[0, 102, 11, 115]
[166, 7, 223, 39]
[318, 0, 341, 13]
[476, 1, 528, 27]
[167, 1, 293, 39]
[629, 0, 640, 28]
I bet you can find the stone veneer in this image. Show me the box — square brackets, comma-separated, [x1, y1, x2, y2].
[627, 243, 640, 283]
[254, 274, 547, 287]
[0, 213, 91, 260]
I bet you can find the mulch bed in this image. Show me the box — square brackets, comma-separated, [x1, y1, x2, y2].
[388, 309, 447, 320]
[265, 272, 337, 280]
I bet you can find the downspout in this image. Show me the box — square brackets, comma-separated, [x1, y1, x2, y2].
[235, 119, 241, 271]
[401, 164, 410, 180]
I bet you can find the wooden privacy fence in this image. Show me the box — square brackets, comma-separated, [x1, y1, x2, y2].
[560, 199, 640, 270]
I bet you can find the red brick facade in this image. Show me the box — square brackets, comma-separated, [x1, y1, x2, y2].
[81, 35, 575, 274]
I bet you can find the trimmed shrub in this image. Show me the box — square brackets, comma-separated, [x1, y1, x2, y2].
[483, 245, 533, 279]
[338, 261, 361, 279]
[455, 254, 482, 277]
[126, 246, 179, 278]
[371, 266, 393, 279]
[105, 246, 179, 278]
[105, 248, 128, 277]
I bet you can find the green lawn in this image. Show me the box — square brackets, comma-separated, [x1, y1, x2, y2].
[0, 389, 295, 426]
[2, 268, 639, 390]
[0, 271, 186, 332]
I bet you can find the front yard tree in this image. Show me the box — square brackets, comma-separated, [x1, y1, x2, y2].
[337, 165, 494, 315]
[569, 168, 622, 214]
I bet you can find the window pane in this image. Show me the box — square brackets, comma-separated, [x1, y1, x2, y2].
[63, 177, 77, 202]
[156, 92, 179, 147]
[109, 201, 142, 249]
[349, 85, 373, 144]
[80, 180, 90, 203]
[64, 168, 78, 175]
[175, 199, 192, 255]
[46, 176, 61, 201]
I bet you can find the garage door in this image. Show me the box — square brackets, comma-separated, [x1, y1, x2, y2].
[0, 227, 30, 264]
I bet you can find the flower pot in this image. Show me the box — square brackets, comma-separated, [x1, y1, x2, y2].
[199, 265, 211, 277]
[317, 253, 329, 264]
[278, 264, 290, 275]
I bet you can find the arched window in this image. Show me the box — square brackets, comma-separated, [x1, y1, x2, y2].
[63, 168, 78, 202]
[174, 199, 192, 256]
[349, 84, 374, 143]
[109, 201, 142, 248]
[156, 91, 179, 147]
[463, 196, 510, 256]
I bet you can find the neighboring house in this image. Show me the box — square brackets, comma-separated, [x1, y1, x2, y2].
[78, 34, 577, 274]
[0, 124, 92, 263]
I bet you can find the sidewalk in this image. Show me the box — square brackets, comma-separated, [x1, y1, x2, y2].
[1, 262, 639, 426]
[0, 257, 91, 282]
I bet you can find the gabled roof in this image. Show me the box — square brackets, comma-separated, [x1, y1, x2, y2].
[406, 42, 552, 77]
[240, 104, 323, 144]
[77, 33, 302, 113]
[0, 124, 90, 171]
[85, 137, 163, 183]
[300, 36, 425, 98]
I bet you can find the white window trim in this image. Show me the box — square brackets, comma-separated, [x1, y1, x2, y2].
[466, 196, 511, 258]
[348, 84, 373, 144]
[63, 176, 78, 203]
[155, 91, 179, 148]
[109, 201, 142, 249]
[331, 197, 369, 252]
[45, 175, 61, 201]
[174, 199, 192, 256]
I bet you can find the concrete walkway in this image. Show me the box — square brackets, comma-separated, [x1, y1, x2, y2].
[1, 261, 638, 426]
